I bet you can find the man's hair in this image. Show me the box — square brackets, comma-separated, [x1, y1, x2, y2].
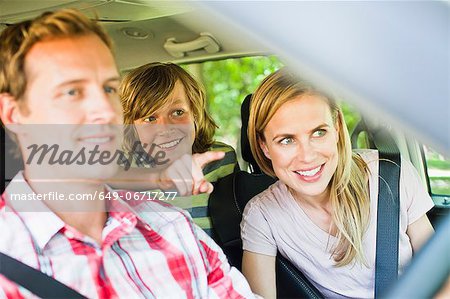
[0, 9, 112, 104]
[120, 62, 217, 153]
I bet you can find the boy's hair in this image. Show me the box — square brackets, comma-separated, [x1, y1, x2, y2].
[0, 9, 112, 107]
[121, 62, 217, 153]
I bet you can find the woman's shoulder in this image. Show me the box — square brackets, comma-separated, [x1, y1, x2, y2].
[245, 181, 288, 211]
[353, 148, 379, 165]
[353, 148, 414, 176]
[353, 148, 380, 174]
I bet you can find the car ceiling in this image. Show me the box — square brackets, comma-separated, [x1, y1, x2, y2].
[0, 0, 268, 71]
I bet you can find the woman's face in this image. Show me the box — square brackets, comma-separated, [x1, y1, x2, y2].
[133, 81, 195, 164]
[260, 94, 340, 201]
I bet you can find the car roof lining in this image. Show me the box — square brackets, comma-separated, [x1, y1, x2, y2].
[0, 1, 269, 70]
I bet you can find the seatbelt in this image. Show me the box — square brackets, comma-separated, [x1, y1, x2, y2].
[0, 252, 87, 298]
[372, 127, 401, 298]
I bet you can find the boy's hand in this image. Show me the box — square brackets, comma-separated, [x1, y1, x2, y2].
[158, 151, 225, 196]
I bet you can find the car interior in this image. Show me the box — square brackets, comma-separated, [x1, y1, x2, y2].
[0, 1, 449, 298]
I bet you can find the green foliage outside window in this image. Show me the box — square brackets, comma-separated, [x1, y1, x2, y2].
[423, 146, 450, 195]
[184, 56, 449, 196]
[200, 56, 284, 147]
[185, 56, 362, 151]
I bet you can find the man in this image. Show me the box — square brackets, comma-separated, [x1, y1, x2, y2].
[0, 9, 254, 298]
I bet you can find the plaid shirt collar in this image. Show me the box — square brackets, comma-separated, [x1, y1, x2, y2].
[3, 171, 65, 250]
[3, 171, 142, 250]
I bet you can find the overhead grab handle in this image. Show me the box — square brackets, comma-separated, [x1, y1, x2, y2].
[164, 32, 220, 58]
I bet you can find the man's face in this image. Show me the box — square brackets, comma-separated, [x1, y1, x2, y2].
[14, 34, 123, 180]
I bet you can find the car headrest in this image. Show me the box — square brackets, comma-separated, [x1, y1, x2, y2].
[240, 94, 262, 174]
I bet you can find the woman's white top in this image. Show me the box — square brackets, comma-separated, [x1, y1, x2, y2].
[241, 150, 434, 298]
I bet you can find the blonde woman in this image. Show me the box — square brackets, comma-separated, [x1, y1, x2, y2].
[241, 68, 434, 298]
[120, 62, 238, 237]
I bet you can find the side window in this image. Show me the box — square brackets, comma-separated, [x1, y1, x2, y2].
[340, 102, 370, 149]
[185, 57, 364, 150]
[184, 58, 370, 170]
[184, 55, 284, 150]
[423, 146, 450, 198]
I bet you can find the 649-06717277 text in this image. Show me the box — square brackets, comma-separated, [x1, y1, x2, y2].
[8, 191, 178, 202]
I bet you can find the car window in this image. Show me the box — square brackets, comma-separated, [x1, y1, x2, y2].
[184, 56, 365, 151]
[184, 55, 283, 149]
[423, 146, 450, 198]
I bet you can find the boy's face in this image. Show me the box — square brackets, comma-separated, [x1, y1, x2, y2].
[12, 34, 123, 180]
[133, 81, 195, 164]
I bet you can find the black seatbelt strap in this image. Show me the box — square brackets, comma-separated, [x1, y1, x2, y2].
[375, 151, 401, 297]
[0, 252, 87, 298]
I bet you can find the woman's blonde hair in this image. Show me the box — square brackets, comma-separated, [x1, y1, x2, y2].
[248, 68, 370, 266]
[120, 62, 217, 153]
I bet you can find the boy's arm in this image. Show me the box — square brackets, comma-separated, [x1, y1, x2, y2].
[108, 151, 225, 196]
[108, 166, 160, 191]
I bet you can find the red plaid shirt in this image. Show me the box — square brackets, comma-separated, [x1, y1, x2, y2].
[0, 172, 255, 298]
